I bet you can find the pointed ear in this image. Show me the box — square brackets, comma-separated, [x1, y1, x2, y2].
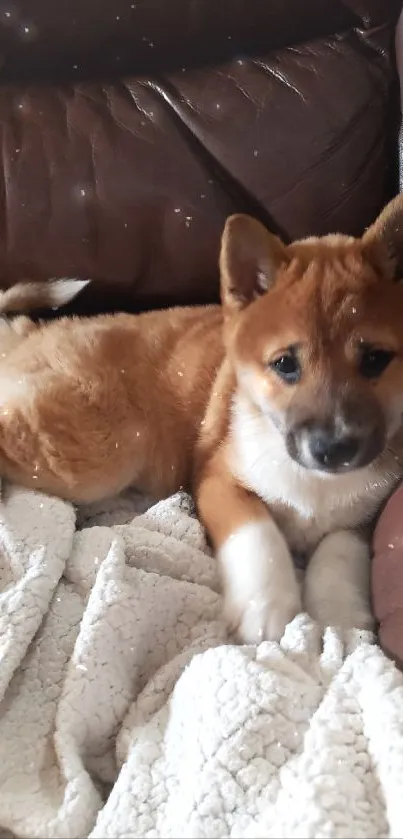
[363, 195, 403, 281]
[219, 214, 288, 312]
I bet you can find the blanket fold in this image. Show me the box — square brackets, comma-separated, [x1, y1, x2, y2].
[0, 486, 402, 839]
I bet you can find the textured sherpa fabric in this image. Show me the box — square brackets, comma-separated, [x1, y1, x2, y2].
[0, 485, 402, 839]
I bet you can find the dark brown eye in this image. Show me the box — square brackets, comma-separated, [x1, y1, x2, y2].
[269, 349, 301, 384]
[359, 347, 396, 379]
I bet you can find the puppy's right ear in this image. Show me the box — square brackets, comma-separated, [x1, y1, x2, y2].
[220, 214, 288, 314]
[363, 194, 403, 281]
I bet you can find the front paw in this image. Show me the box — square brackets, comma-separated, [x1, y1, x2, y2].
[303, 531, 374, 632]
[224, 587, 302, 644]
[306, 595, 375, 632]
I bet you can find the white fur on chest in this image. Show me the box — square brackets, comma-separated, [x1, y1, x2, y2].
[230, 396, 398, 554]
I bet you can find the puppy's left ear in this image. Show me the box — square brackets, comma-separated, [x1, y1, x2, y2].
[363, 194, 403, 281]
[220, 214, 288, 313]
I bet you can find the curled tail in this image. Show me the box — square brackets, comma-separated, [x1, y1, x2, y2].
[0, 279, 90, 315]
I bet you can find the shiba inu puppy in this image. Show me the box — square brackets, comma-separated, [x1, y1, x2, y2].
[1, 196, 403, 642]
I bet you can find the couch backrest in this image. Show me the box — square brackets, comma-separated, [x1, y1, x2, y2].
[0, 0, 401, 313]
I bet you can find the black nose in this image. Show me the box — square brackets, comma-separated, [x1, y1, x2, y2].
[309, 430, 360, 470]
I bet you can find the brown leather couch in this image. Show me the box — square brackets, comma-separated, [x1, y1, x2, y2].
[1, 0, 403, 662]
[0, 0, 402, 316]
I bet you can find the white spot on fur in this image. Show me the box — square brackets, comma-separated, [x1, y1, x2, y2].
[256, 270, 268, 291]
[0, 372, 29, 408]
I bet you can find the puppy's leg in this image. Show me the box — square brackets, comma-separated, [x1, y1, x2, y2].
[196, 465, 301, 643]
[303, 530, 374, 630]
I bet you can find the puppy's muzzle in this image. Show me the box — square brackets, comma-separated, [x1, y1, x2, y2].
[304, 428, 360, 471]
[286, 405, 386, 473]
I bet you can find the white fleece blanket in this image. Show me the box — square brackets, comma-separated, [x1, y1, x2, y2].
[0, 484, 403, 839]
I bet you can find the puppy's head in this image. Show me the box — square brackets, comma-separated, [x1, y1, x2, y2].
[220, 197, 403, 474]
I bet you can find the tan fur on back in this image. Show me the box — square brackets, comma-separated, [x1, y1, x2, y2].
[0, 307, 223, 501]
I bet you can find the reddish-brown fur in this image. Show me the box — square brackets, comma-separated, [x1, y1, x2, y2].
[0, 306, 223, 501]
[2, 195, 403, 640]
[0, 211, 402, 509]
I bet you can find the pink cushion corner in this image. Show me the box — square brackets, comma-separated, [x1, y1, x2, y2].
[372, 483, 403, 667]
